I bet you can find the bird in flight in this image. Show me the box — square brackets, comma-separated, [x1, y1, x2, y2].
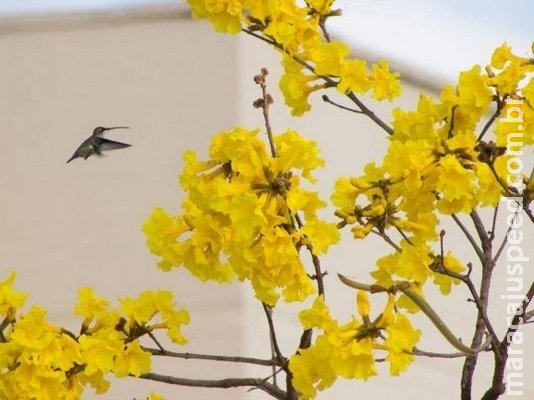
[67, 126, 131, 163]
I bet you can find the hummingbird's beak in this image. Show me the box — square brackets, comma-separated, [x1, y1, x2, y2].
[104, 126, 129, 131]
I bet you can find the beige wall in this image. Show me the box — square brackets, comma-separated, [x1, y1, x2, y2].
[0, 4, 532, 399]
[0, 6, 246, 399]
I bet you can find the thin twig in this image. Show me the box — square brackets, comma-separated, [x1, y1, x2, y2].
[469, 210, 490, 250]
[430, 260, 500, 350]
[450, 213, 484, 262]
[371, 229, 402, 252]
[338, 275, 490, 355]
[447, 105, 458, 138]
[143, 348, 281, 367]
[492, 205, 520, 265]
[411, 347, 488, 359]
[523, 200, 534, 223]
[318, 18, 331, 42]
[487, 163, 519, 196]
[322, 95, 364, 114]
[502, 281, 534, 341]
[242, 28, 394, 136]
[140, 373, 286, 400]
[147, 331, 165, 353]
[254, 68, 276, 157]
[262, 303, 288, 372]
[480, 282, 534, 400]
[488, 203, 499, 242]
[476, 98, 504, 142]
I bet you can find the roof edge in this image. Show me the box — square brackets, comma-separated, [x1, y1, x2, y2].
[0, 4, 191, 35]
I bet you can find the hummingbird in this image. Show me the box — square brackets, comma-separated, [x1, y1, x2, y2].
[66, 126, 131, 163]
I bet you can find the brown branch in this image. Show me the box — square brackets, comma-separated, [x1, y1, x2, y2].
[450, 213, 484, 262]
[488, 163, 519, 197]
[469, 210, 490, 252]
[318, 18, 331, 42]
[254, 68, 276, 157]
[262, 303, 288, 373]
[430, 258, 500, 350]
[480, 282, 534, 400]
[242, 28, 394, 136]
[523, 200, 534, 223]
[460, 221, 495, 400]
[502, 281, 534, 342]
[140, 373, 286, 400]
[371, 229, 402, 252]
[143, 348, 281, 367]
[488, 203, 500, 242]
[476, 97, 505, 142]
[345, 92, 394, 135]
[322, 94, 364, 114]
[411, 347, 488, 359]
[492, 206, 519, 265]
[447, 105, 458, 138]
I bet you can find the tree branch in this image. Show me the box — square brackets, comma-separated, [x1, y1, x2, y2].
[140, 373, 286, 400]
[242, 28, 394, 136]
[411, 345, 491, 359]
[450, 213, 484, 263]
[262, 303, 288, 372]
[143, 348, 281, 367]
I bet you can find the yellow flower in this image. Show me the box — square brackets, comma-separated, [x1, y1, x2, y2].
[459, 65, 493, 107]
[313, 41, 351, 77]
[433, 253, 465, 295]
[299, 219, 340, 255]
[274, 129, 325, 182]
[146, 127, 333, 305]
[280, 56, 322, 116]
[0, 271, 27, 317]
[356, 290, 370, 318]
[338, 59, 372, 94]
[9, 306, 60, 351]
[77, 370, 110, 395]
[2, 362, 67, 400]
[74, 287, 110, 323]
[435, 154, 476, 213]
[391, 94, 443, 142]
[370, 60, 402, 101]
[79, 334, 124, 376]
[298, 295, 336, 331]
[307, 0, 336, 16]
[289, 340, 337, 399]
[291, 288, 419, 397]
[112, 341, 151, 377]
[187, 0, 243, 34]
[491, 42, 528, 69]
[385, 314, 421, 375]
[331, 177, 358, 213]
[149, 393, 167, 400]
[374, 239, 433, 285]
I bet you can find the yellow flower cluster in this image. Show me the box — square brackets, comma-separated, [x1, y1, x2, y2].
[186, 0, 402, 115]
[0, 273, 189, 400]
[144, 127, 339, 305]
[332, 43, 534, 294]
[289, 293, 420, 399]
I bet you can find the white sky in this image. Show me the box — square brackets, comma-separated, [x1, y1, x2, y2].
[0, 0, 531, 84]
[330, 0, 533, 83]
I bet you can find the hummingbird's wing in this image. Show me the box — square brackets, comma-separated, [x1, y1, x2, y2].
[97, 137, 131, 152]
